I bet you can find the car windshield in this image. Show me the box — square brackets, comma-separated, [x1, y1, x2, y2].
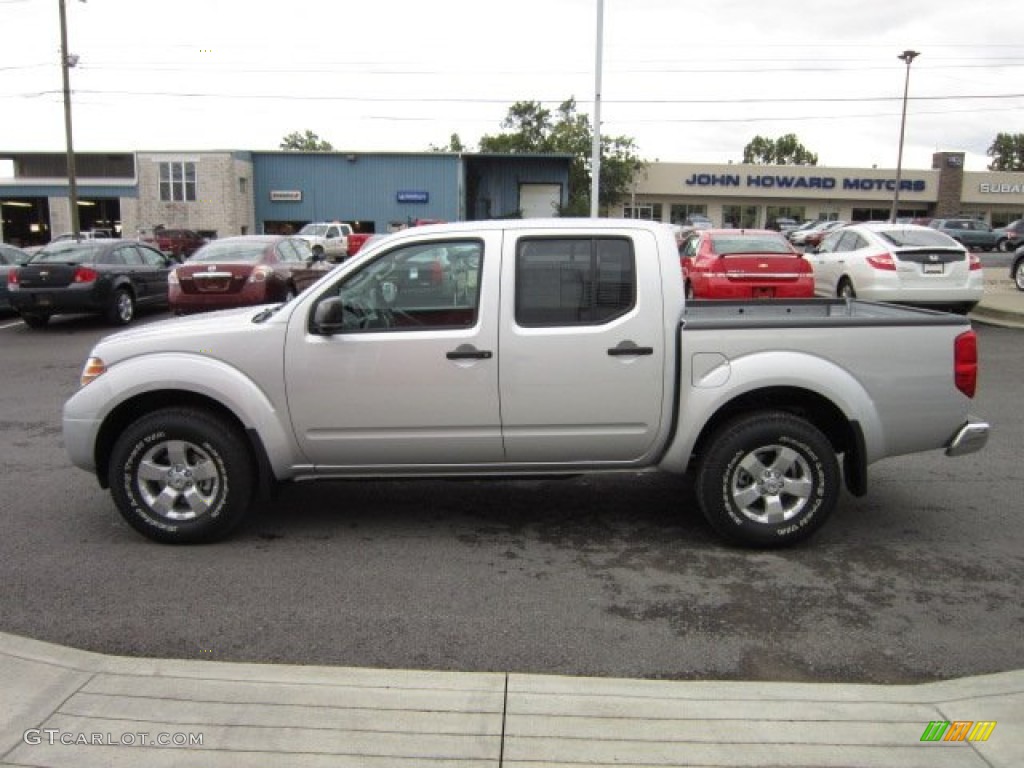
[31, 242, 105, 264]
[711, 235, 794, 255]
[188, 241, 266, 263]
[878, 228, 960, 248]
[298, 224, 328, 237]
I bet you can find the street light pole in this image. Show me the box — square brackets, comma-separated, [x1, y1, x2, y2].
[590, 0, 603, 218]
[890, 49, 920, 223]
[58, 0, 82, 239]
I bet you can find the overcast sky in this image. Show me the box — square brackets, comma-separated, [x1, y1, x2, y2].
[2, 0, 1021, 172]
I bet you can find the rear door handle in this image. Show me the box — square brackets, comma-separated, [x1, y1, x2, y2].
[446, 344, 493, 360]
[608, 342, 654, 357]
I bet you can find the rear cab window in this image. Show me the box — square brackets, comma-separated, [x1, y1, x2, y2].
[514, 237, 636, 327]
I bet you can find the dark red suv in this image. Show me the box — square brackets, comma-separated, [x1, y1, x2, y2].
[147, 228, 205, 261]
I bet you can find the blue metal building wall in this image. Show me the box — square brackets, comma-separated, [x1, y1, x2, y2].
[253, 152, 458, 232]
[464, 156, 570, 219]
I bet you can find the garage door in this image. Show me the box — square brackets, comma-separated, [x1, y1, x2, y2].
[519, 183, 561, 218]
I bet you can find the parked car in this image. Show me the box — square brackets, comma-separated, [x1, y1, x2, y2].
[0, 243, 32, 311]
[801, 220, 848, 249]
[767, 217, 800, 233]
[789, 220, 841, 247]
[1011, 244, 1024, 292]
[7, 239, 173, 328]
[928, 218, 1004, 251]
[684, 213, 713, 230]
[809, 222, 983, 313]
[145, 228, 206, 261]
[680, 228, 814, 300]
[296, 221, 352, 262]
[785, 220, 819, 243]
[994, 219, 1024, 251]
[168, 235, 324, 314]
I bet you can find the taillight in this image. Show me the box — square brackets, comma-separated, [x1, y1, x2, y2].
[954, 330, 978, 398]
[7, 269, 18, 289]
[866, 253, 897, 270]
[73, 266, 98, 283]
[968, 253, 982, 270]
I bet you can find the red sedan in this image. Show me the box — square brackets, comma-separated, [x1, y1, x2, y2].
[169, 235, 326, 314]
[680, 229, 814, 300]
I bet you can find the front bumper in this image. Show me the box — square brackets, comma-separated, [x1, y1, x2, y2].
[945, 417, 990, 457]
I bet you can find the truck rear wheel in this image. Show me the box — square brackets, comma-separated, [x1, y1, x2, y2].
[108, 407, 254, 544]
[696, 411, 839, 547]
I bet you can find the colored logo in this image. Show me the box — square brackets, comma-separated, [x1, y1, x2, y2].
[920, 721, 996, 742]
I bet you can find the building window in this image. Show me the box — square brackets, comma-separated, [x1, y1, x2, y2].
[669, 204, 707, 225]
[159, 161, 197, 202]
[722, 204, 758, 229]
[624, 204, 662, 221]
[239, 177, 248, 195]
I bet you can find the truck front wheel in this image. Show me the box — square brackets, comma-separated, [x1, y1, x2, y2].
[696, 411, 839, 547]
[108, 407, 254, 544]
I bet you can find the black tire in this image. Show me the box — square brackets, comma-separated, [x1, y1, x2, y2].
[20, 312, 50, 329]
[695, 411, 840, 547]
[312, 245, 324, 258]
[837, 279, 856, 300]
[107, 288, 135, 325]
[108, 407, 254, 543]
[1014, 259, 1024, 292]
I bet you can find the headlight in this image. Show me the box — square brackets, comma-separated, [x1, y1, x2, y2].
[80, 357, 107, 387]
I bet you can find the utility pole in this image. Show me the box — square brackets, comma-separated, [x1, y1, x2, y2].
[59, 0, 81, 238]
[590, 0, 603, 218]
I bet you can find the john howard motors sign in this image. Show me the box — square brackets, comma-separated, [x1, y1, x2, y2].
[684, 172, 926, 193]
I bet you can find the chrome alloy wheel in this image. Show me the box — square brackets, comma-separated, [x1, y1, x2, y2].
[135, 439, 221, 522]
[729, 444, 814, 525]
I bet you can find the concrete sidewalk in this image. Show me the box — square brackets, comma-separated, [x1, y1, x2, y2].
[1, 632, 1021, 768]
[970, 267, 1024, 328]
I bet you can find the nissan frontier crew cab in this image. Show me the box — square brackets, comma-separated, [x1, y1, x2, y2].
[62, 219, 989, 547]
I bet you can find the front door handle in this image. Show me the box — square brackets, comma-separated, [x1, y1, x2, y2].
[608, 341, 654, 357]
[446, 344, 493, 360]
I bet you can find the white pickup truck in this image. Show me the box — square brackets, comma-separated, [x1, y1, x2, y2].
[295, 221, 352, 262]
[63, 219, 989, 547]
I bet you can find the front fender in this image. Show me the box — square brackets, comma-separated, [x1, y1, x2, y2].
[63, 352, 304, 479]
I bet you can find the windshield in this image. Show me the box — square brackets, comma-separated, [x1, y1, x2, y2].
[298, 224, 328, 237]
[31, 242, 105, 264]
[879, 228, 960, 248]
[188, 241, 266, 263]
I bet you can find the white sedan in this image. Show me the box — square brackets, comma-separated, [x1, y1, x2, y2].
[809, 222, 984, 314]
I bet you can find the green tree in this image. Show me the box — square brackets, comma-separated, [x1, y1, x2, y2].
[279, 130, 334, 151]
[987, 133, 1024, 171]
[479, 98, 645, 215]
[429, 133, 468, 152]
[743, 133, 818, 166]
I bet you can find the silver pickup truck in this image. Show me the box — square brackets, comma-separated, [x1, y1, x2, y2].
[63, 219, 989, 547]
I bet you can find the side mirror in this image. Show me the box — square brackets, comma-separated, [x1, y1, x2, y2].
[312, 296, 345, 334]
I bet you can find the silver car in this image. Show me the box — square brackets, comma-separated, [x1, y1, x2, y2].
[810, 222, 984, 313]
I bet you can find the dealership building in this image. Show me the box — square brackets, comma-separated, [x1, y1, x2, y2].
[1, 148, 1022, 246]
[613, 152, 1024, 230]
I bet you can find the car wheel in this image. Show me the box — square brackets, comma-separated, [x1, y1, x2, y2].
[1014, 259, 1024, 292]
[695, 411, 840, 547]
[837, 279, 856, 300]
[107, 288, 135, 325]
[108, 407, 255, 544]
[312, 245, 324, 258]
[284, 284, 297, 302]
[20, 312, 50, 329]
[997, 239, 1009, 253]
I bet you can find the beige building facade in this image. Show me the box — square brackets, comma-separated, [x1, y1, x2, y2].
[613, 152, 1024, 229]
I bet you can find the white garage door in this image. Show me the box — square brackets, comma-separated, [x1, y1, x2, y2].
[519, 183, 561, 218]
